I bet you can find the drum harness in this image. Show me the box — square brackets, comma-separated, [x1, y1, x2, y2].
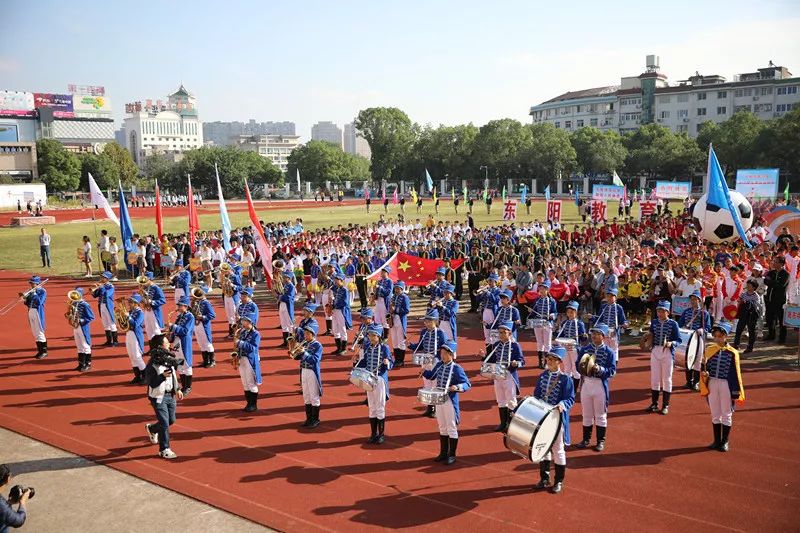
[413, 328, 438, 376]
[555, 319, 580, 344]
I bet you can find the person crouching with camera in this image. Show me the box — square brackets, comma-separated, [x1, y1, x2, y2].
[144, 334, 184, 459]
[0, 464, 31, 532]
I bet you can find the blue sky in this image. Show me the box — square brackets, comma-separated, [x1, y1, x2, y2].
[2, 0, 799, 140]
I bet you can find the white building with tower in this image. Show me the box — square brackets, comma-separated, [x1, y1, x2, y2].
[123, 84, 203, 165]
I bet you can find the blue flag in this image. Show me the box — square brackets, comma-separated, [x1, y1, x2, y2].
[117, 181, 135, 256]
[520, 185, 527, 204]
[544, 185, 551, 201]
[215, 162, 232, 251]
[574, 187, 580, 206]
[425, 168, 434, 192]
[707, 145, 752, 248]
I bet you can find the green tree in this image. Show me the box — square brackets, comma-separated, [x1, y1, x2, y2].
[708, 111, 767, 175]
[287, 140, 370, 187]
[760, 107, 800, 178]
[570, 127, 627, 175]
[36, 139, 80, 192]
[355, 107, 416, 182]
[521, 123, 577, 180]
[79, 152, 117, 190]
[142, 154, 178, 188]
[101, 142, 139, 186]
[473, 119, 533, 179]
[623, 123, 703, 179]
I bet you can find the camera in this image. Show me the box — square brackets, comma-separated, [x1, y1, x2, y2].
[154, 353, 184, 368]
[8, 485, 35, 504]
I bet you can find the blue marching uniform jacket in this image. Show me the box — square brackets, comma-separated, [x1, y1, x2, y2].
[171, 270, 191, 293]
[279, 282, 296, 318]
[409, 328, 447, 359]
[75, 300, 95, 346]
[226, 273, 242, 307]
[649, 318, 682, 359]
[146, 284, 167, 327]
[332, 285, 352, 328]
[592, 303, 626, 339]
[678, 307, 712, 332]
[91, 282, 115, 320]
[128, 307, 145, 353]
[487, 340, 525, 392]
[531, 296, 557, 323]
[479, 287, 500, 316]
[237, 301, 259, 328]
[422, 361, 471, 423]
[194, 299, 216, 340]
[25, 288, 47, 330]
[376, 278, 393, 309]
[237, 328, 262, 385]
[356, 342, 393, 399]
[554, 318, 587, 342]
[439, 298, 459, 338]
[577, 342, 617, 407]
[170, 311, 195, 366]
[533, 370, 575, 445]
[390, 293, 410, 332]
[300, 339, 324, 395]
[491, 305, 521, 338]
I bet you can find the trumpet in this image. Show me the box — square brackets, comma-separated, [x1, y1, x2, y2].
[289, 339, 309, 360]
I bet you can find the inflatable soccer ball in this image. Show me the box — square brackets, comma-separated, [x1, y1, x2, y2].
[692, 191, 754, 243]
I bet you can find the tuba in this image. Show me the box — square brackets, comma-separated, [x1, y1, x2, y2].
[114, 297, 130, 332]
[65, 290, 81, 328]
[189, 285, 205, 316]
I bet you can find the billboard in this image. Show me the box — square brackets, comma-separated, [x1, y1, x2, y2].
[67, 84, 105, 96]
[0, 91, 35, 117]
[592, 185, 624, 201]
[655, 181, 691, 199]
[735, 168, 780, 199]
[73, 95, 112, 113]
[33, 93, 74, 118]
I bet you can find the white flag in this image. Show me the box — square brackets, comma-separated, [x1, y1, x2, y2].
[88, 172, 119, 225]
[612, 170, 624, 187]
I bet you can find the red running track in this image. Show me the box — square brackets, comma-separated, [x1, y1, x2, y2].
[0, 271, 797, 532]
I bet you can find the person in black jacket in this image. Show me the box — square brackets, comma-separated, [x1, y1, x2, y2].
[144, 335, 184, 459]
[764, 256, 790, 343]
[0, 464, 29, 532]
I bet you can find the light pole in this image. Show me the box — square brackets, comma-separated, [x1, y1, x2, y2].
[479, 165, 488, 191]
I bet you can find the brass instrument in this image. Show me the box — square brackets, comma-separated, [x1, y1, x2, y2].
[114, 297, 130, 332]
[350, 327, 366, 351]
[19, 278, 49, 300]
[230, 327, 243, 369]
[272, 269, 285, 296]
[0, 279, 49, 316]
[639, 332, 654, 351]
[289, 339, 309, 360]
[221, 273, 235, 297]
[66, 290, 81, 328]
[475, 281, 492, 296]
[189, 286, 205, 317]
[578, 351, 598, 377]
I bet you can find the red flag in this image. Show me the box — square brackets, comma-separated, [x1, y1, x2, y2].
[244, 179, 273, 284]
[154, 179, 164, 240]
[365, 187, 370, 200]
[393, 189, 398, 204]
[187, 175, 200, 253]
[366, 252, 465, 287]
[623, 186, 628, 206]
[381, 185, 386, 202]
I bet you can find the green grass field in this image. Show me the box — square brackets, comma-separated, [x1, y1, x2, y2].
[0, 199, 637, 276]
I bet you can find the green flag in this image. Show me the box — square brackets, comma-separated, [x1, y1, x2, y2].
[785, 182, 790, 203]
[502, 186, 506, 201]
[463, 185, 468, 200]
[483, 187, 488, 202]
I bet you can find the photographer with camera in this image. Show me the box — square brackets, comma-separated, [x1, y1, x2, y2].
[0, 464, 30, 532]
[143, 334, 184, 459]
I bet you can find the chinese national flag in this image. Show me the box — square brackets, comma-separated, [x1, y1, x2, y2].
[366, 252, 466, 287]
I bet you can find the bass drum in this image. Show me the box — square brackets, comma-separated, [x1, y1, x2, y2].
[675, 329, 700, 369]
[504, 396, 561, 463]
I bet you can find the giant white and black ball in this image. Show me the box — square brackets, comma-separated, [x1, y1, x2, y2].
[692, 191, 754, 243]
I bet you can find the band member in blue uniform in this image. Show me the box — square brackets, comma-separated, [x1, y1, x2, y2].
[69, 287, 95, 372]
[591, 287, 627, 362]
[191, 287, 216, 368]
[278, 271, 296, 347]
[140, 272, 166, 339]
[532, 345, 575, 494]
[92, 271, 118, 347]
[492, 290, 521, 341]
[678, 290, 712, 390]
[426, 268, 446, 308]
[355, 325, 393, 444]
[235, 315, 262, 412]
[126, 294, 146, 384]
[170, 259, 191, 304]
[575, 324, 616, 451]
[701, 322, 745, 452]
[298, 321, 324, 428]
[168, 296, 196, 395]
[388, 281, 410, 367]
[436, 282, 459, 341]
[480, 273, 501, 351]
[295, 303, 319, 343]
[554, 301, 586, 392]
[350, 308, 374, 364]
[530, 279, 557, 368]
[331, 273, 352, 355]
[237, 287, 259, 329]
[645, 301, 682, 415]
[344, 256, 357, 305]
[409, 309, 448, 417]
[24, 275, 47, 359]
[422, 340, 470, 465]
[373, 266, 393, 330]
[221, 264, 241, 338]
[485, 321, 525, 432]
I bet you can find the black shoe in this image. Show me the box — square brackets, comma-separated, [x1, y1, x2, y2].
[494, 407, 508, 432]
[307, 406, 321, 428]
[709, 423, 722, 450]
[594, 426, 606, 451]
[445, 437, 458, 465]
[434, 435, 449, 462]
[575, 426, 592, 448]
[36, 341, 48, 360]
[244, 391, 258, 412]
[104, 331, 113, 347]
[74, 353, 85, 371]
[535, 460, 551, 489]
[182, 375, 192, 396]
[646, 389, 660, 412]
[367, 418, 378, 443]
[243, 392, 253, 412]
[301, 404, 312, 427]
[130, 368, 142, 384]
[394, 348, 406, 367]
[742, 347, 753, 354]
[200, 351, 209, 368]
[660, 392, 671, 415]
[111, 331, 119, 346]
[550, 464, 565, 494]
[424, 405, 435, 418]
[645, 404, 659, 413]
[362, 398, 368, 405]
[719, 425, 731, 452]
[80, 353, 92, 372]
[374, 419, 385, 444]
[538, 352, 544, 369]
[279, 332, 289, 348]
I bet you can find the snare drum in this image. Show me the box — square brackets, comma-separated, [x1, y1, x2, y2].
[349, 368, 377, 391]
[479, 362, 508, 380]
[527, 319, 548, 329]
[417, 388, 448, 406]
[504, 396, 562, 463]
[554, 337, 578, 349]
[674, 329, 700, 369]
[412, 353, 435, 367]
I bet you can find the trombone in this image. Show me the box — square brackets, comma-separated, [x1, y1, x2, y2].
[0, 278, 49, 316]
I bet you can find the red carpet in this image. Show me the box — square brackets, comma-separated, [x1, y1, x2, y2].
[0, 271, 797, 532]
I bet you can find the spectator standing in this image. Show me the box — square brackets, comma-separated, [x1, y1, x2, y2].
[38, 228, 51, 268]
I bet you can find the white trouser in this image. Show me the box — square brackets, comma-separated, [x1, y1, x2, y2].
[650, 347, 673, 392]
[692, 335, 705, 371]
[309, 279, 318, 301]
[581, 377, 607, 427]
[367, 377, 386, 418]
[440, 321, 454, 342]
[279, 302, 293, 333]
[712, 297, 725, 322]
[224, 296, 237, 324]
[493, 376, 518, 409]
[100, 305, 117, 332]
[126, 332, 145, 370]
[195, 324, 214, 352]
[562, 345, 579, 379]
[301, 368, 321, 407]
[543, 427, 566, 465]
[332, 308, 348, 340]
[173, 339, 193, 376]
[534, 324, 553, 353]
[238, 356, 259, 393]
[436, 397, 458, 438]
[374, 299, 388, 327]
[390, 316, 406, 349]
[28, 308, 45, 342]
[174, 287, 186, 305]
[604, 335, 619, 362]
[73, 327, 90, 352]
[482, 309, 495, 344]
[708, 377, 733, 426]
[144, 310, 162, 339]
